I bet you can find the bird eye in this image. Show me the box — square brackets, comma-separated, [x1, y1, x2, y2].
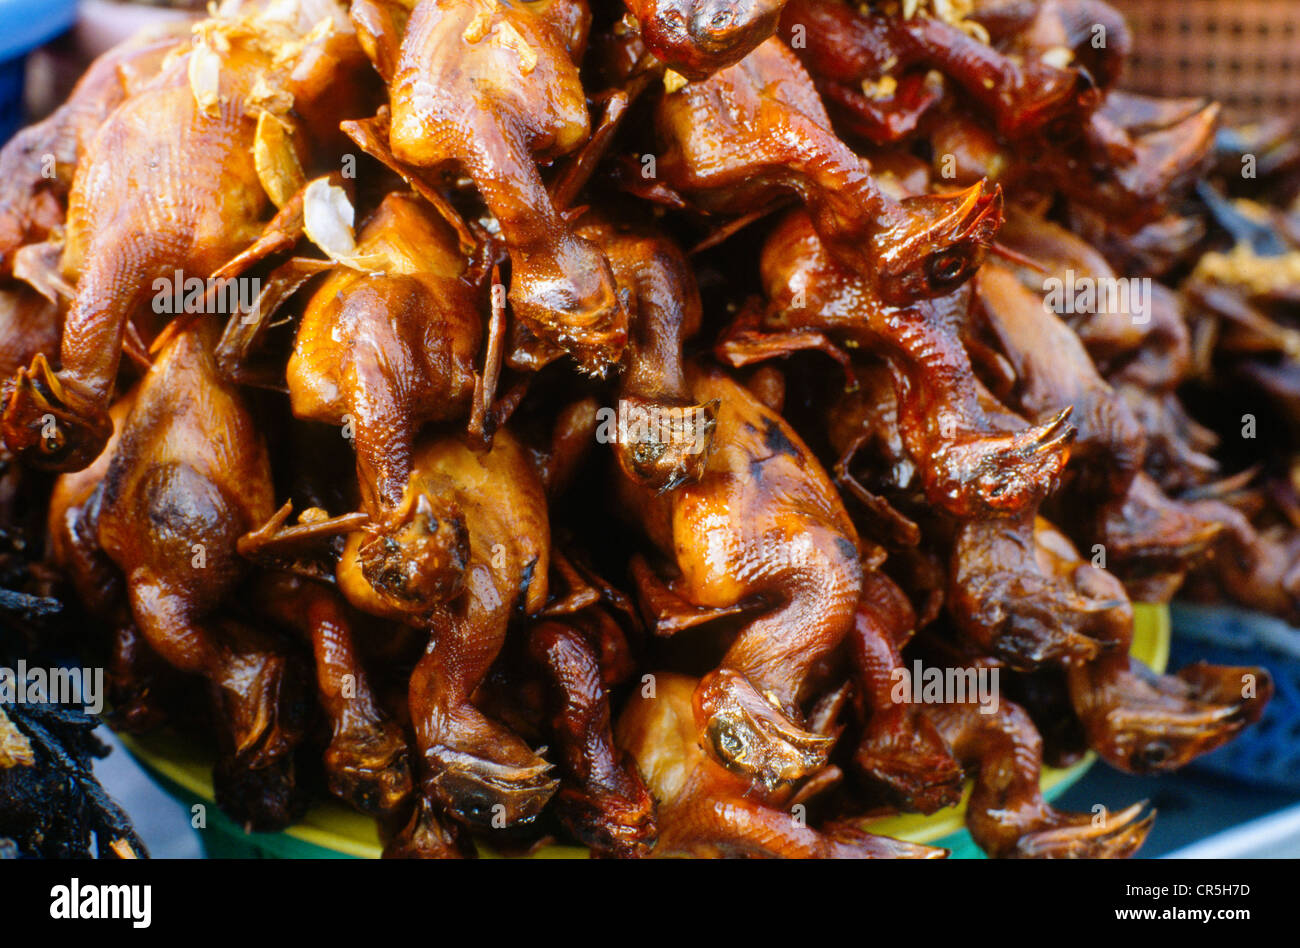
[927, 252, 966, 287]
[660, 8, 688, 31]
[708, 9, 735, 31]
[40, 424, 66, 456]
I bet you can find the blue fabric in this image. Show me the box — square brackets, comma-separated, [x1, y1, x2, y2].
[1169, 603, 1300, 791]
[0, 0, 77, 62]
[0, 0, 78, 142]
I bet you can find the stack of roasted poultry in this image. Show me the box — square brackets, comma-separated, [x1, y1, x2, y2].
[0, 0, 1286, 858]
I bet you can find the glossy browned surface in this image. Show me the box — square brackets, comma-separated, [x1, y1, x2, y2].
[781, 0, 1095, 141]
[63, 322, 306, 827]
[288, 192, 481, 514]
[0, 27, 185, 271]
[656, 36, 1002, 304]
[621, 365, 860, 789]
[626, 0, 788, 79]
[378, 0, 627, 374]
[576, 211, 716, 490]
[528, 610, 656, 857]
[617, 673, 943, 857]
[0, 0, 1287, 860]
[734, 208, 1071, 518]
[2, 6, 370, 471]
[341, 429, 557, 831]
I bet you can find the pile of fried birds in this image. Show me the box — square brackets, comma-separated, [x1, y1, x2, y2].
[0, 0, 1293, 859]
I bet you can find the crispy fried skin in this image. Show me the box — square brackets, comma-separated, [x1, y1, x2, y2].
[373, 0, 628, 373]
[336, 429, 559, 831]
[527, 611, 657, 857]
[575, 212, 717, 491]
[2, 4, 368, 472]
[88, 322, 305, 829]
[0, 27, 184, 271]
[729, 209, 1071, 518]
[287, 191, 482, 554]
[623, 365, 861, 790]
[926, 698, 1153, 857]
[616, 673, 944, 857]
[655, 37, 1001, 305]
[626, 0, 789, 79]
[780, 0, 1096, 141]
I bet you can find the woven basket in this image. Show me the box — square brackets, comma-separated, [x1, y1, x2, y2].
[1118, 0, 1300, 122]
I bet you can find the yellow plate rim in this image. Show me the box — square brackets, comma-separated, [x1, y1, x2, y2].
[120, 603, 1170, 857]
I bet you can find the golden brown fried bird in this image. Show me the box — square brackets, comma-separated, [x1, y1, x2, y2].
[355, 0, 628, 374]
[57, 320, 306, 828]
[654, 36, 1002, 306]
[3, 2, 369, 472]
[622, 364, 861, 791]
[285, 191, 482, 576]
[616, 672, 945, 857]
[720, 208, 1073, 519]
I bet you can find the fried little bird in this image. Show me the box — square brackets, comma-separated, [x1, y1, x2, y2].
[0, 25, 185, 272]
[353, 430, 558, 831]
[285, 191, 482, 582]
[2, 1, 371, 473]
[847, 554, 1152, 858]
[245, 425, 563, 833]
[354, 0, 628, 374]
[925, 697, 1153, 858]
[2, 0, 1282, 860]
[1029, 519, 1275, 774]
[54, 320, 307, 828]
[653, 36, 1002, 306]
[621, 364, 862, 790]
[720, 208, 1073, 519]
[616, 672, 944, 857]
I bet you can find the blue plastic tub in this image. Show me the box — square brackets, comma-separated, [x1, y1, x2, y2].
[1168, 602, 1300, 791]
[0, 0, 79, 143]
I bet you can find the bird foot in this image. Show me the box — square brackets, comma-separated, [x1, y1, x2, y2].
[1010, 802, 1154, 859]
[1076, 659, 1273, 773]
[855, 707, 965, 814]
[554, 782, 658, 859]
[383, 795, 474, 859]
[821, 820, 949, 858]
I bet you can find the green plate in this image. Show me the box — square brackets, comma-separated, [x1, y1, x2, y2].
[121, 603, 1170, 859]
